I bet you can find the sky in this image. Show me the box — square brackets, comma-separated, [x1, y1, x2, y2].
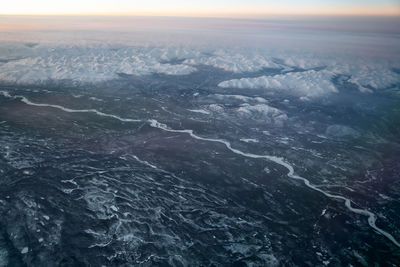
[0, 0, 399, 16]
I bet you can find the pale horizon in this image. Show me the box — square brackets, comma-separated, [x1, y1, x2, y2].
[1, 0, 399, 17]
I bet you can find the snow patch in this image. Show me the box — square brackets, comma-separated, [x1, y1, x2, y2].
[236, 104, 287, 124]
[213, 94, 267, 103]
[219, 70, 337, 98]
[326, 125, 359, 139]
[188, 109, 210, 115]
[184, 49, 281, 73]
[240, 138, 259, 143]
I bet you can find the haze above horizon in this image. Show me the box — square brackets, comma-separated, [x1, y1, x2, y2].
[0, 0, 399, 17]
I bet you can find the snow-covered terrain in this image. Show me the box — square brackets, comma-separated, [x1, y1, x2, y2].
[1, 16, 400, 266]
[1, 42, 398, 99]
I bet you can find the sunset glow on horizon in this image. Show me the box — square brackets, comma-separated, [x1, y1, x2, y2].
[1, 0, 399, 17]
